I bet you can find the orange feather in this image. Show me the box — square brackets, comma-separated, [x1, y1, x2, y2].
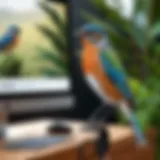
[81, 38, 123, 100]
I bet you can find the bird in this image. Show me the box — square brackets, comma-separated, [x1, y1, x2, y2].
[78, 23, 147, 146]
[0, 25, 21, 54]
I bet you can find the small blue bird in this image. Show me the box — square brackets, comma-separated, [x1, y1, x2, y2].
[0, 25, 21, 54]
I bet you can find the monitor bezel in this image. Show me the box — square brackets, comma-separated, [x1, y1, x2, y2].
[0, 0, 73, 99]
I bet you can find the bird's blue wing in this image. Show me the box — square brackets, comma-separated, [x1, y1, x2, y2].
[100, 49, 133, 99]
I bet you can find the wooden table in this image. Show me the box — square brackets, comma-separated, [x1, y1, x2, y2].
[0, 119, 156, 160]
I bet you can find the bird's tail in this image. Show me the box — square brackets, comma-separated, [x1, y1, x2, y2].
[120, 101, 147, 146]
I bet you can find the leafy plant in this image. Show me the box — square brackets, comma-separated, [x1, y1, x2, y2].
[0, 54, 22, 77]
[130, 77, 160, 160]
[37, 1, 69, 76]
[129, 78, 160, 130]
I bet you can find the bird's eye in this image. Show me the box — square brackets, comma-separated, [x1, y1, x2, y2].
[93, 33, 103, 40]
[86, 32, 103, 43]
[86, 32, 94, 37]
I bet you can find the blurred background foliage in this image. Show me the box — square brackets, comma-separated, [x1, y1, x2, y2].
[37, 1, 69, 77]
[0, 54, 22, 77]
[84, 0, 160, 159]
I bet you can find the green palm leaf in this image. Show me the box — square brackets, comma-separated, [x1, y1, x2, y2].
[38, 48, 67, 70]
[39, 1, 66, 35]
[89, 0, 146, 51]
[37, 25, 67, 55]
[92, 0, 131, 33]
[37, 1, 68, 77]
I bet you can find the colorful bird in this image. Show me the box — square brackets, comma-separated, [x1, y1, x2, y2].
[78, 23, 146, 145]
[0, 25, 21, 54]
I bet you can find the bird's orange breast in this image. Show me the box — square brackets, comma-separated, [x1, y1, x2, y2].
[81, 41, 99, 74]
[81, 40, 123, 100]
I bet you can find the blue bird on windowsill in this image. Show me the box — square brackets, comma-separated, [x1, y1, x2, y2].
[0, 25, 21, 54]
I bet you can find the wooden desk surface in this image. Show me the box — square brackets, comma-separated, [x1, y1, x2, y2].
[0, 119, 155, 160]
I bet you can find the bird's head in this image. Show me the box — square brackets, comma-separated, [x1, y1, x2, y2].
[76, 23, 108, 49]
[7, 25, 21, 36]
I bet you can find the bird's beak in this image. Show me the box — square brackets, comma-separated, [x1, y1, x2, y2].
[74, 27, 84, 38]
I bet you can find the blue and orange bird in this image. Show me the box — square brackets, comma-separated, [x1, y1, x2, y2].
[0, 25, 21, 54]
[78, 23, 147, 146]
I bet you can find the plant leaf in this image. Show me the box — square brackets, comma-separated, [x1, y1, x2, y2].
[37, 25, 67, 55]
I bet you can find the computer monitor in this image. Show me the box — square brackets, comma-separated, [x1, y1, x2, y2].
[0, 0, 71, 96]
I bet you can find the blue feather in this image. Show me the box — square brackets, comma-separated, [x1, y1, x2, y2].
[100, 51, 132, 99]
[121, 104, 147, 145]
[82, 24, 105, 34]
[0, 35, 14, 50]
[130, 111, 146, 144]
[0, 25, 20, 50]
